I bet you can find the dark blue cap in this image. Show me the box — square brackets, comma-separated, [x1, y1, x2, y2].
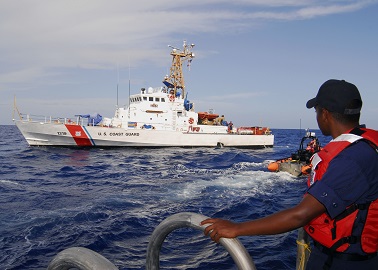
[306, 79, 362, 115]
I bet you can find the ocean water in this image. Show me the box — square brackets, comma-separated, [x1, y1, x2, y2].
[0, 125, 330, 270]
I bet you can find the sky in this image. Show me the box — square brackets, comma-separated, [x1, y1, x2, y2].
[1, 0, 378, 130]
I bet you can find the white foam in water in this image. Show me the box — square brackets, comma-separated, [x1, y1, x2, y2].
[0, 179, 21, 186]
[175, 165, 296, 200]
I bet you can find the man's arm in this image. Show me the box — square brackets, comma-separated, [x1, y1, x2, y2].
[201, 194, 325, 242]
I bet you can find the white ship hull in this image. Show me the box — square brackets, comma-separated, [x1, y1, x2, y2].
[15, 120, 274, 148]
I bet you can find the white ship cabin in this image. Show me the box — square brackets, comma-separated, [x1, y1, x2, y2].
[103, 86, 199, 131]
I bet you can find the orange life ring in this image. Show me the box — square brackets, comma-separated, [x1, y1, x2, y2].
[169, 95, 175, 102]
[188, 117, 194, 124]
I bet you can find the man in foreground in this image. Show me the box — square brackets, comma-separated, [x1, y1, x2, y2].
[201, 79, 378, 269]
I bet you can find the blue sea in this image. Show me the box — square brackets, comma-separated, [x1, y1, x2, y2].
[0, 125, 330, 270]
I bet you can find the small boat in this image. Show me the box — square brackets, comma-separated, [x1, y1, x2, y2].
[197, 112, 219, 121]
[268, 131, 321, 177]
[14, 41, 274, 148]
[237, 126, 271, 135]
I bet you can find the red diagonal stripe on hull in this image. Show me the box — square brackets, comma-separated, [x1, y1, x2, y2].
[65, 125, 93, 146]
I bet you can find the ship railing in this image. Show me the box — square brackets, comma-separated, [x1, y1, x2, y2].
[47, 212, 257, 270]
[46, 212, 309, 269]
[18, 113, 87, 126]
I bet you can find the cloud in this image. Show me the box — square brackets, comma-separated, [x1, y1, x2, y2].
[0, 0, 376, 88]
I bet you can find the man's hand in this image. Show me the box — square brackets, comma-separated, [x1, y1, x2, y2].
[201, 218, 239, 243]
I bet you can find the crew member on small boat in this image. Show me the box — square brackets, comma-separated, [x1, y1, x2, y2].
[306, 139, 320, 153]
[202, 79, 378, 270]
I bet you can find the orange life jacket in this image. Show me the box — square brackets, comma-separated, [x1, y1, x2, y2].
[304, 127, 378, 254]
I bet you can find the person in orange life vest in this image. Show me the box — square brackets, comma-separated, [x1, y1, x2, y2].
[306, 139, 319, 153]
[201, 79, 378, 269]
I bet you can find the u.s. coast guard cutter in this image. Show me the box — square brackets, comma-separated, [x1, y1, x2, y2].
[14, 41, 274, 148]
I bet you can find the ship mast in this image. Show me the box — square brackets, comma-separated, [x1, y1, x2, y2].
[163, 41, 195, 98]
